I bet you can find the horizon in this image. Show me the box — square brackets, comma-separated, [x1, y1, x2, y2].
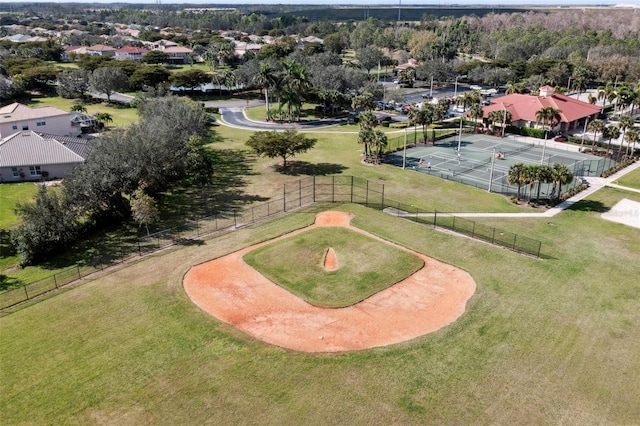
[2, 1, 635, 6]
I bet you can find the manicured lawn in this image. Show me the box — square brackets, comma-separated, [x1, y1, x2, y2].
[0, 182, 38, 230]
[243, 227, 423, 307]
[615, 166, 640, 189]
[1, 199, 639, 424]
[28, 96, 140, 127]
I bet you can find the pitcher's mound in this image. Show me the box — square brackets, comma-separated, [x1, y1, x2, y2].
[183, 211, 476, 352]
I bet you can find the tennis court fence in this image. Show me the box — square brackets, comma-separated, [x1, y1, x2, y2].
[1, 175, 542, 310]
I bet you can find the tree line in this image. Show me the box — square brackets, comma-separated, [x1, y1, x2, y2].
[11, 97, 214, 266]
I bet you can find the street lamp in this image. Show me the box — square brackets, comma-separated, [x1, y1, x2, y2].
[454, 75, 459, 99]
[457, 112, 464, 152]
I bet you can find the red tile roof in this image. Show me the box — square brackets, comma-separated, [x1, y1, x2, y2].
[483, 93, 601, 124]
[116, 46, 149, 54]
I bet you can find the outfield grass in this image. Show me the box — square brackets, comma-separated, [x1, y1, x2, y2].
[1, 197, 639, 424]
[243, 227, 424, 307]
[614, 166, 640, 189]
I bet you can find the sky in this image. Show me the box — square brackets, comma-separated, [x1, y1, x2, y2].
[3, 0, 635, 5]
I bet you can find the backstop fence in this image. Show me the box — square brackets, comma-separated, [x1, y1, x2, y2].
[1, 175, 542, 310]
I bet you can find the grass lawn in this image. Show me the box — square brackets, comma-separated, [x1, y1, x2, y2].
[1, 198, 639, 424]
[243, 227, 423, 307]
[28, 96, 139, 127]
[614, 166, 640, 189]
[0, 182, 38, 230]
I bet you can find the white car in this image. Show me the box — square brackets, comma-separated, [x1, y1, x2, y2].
[470, 85, 482, 90]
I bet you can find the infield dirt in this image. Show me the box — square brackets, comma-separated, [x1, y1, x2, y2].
[183, 211, 476, 352]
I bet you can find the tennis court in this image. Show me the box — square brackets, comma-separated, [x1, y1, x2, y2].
[385, 134, 617, 198]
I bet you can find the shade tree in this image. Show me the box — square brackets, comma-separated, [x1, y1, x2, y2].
[246, 130, 317, 169]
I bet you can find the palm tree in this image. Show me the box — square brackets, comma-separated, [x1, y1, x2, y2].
[536, 106, 562, 164]
[603, 124, 620, 156]
[507, 163, 527, 201]
[523, 164, 538, 202]
[535, 164, 552, 202]
[253, 63, 277, 121]
[624, 128, 639, 158]
[572, 77, 587, 101]
[70, 104, 87, 114]
[407, 109, 419, 143]
[549, 163, 573, 203]
[371, 129, 388, 163]
[95, 112, 113, 129]
[588, 119, 605, 153]
[358, 128, 374, 162]
[281, 60, 312, 121]
[504, 80, 524, 94]
[417, 104, 435, 143]
[468, 103, 484, 133]
[618, 115, 634, 158]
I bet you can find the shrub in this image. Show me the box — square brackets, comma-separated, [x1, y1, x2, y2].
[204, 106, 219, 114]
[380, 121, 390, 127]
[390, 122, 409, 129]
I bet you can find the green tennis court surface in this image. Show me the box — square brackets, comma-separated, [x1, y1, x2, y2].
[385, 134, 617, 197]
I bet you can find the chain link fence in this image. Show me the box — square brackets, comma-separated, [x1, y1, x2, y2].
[1, 175, 542, 310]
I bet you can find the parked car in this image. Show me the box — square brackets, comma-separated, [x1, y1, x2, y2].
[421, 93, 433, 99]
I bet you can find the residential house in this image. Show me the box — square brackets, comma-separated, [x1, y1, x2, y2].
[0, 103, 80, 139]
[0, 131, 88, 182]
[86, 44, 116, 57]
[114, 46, 149, 61]
[482, 86, 602, 134]
[162, 46, 193, 64]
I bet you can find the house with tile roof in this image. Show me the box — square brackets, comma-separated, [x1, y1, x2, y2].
[0, 103, 80, 139]
[114, 46, 149, 61]
[0, 131, 88, 182]
[482, 86, 602, 134]
[86, 44, 116, 57]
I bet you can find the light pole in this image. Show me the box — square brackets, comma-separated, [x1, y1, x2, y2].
[402, 127, 407, 169]
[567, 76, 572, 93]
[457, 113, 464, 152]
[488, 148, 496, 193]
[502, 103, 509, 138]
[454, 75, 459, 99]
[430, 75, 434, 98]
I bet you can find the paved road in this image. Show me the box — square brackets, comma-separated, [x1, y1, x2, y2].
[219, 107, 351, 131]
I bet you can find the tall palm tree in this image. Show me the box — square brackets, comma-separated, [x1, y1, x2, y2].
[535, 164, 553, 202]
[507, 163, 527, 201]
[468, 103, 484, 133]
[550, 163, 573, 203]
[487, 109, 510, 135]
[624, 128, 639, 158]
[536, 106, 562, 164]
[504, 80, 524, 94]
[603, 124, 620, 156]
[357, 128, 374, 161]
[95, 112, 113, 129]
[253, 63, 277, 121]
[371, 129, 388, 163]
[281, 60, 312, 121]
[523, 164, 538, 202]
[407, 109, 419, 143]
[417, 104, 435, 143]
[618, 115, 634, 158]
[588, 119, 605, 153]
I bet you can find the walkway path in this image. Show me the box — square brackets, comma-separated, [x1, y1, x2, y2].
[386, 160, 640, 219]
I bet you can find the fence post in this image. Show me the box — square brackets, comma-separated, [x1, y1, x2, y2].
[332, 176, 335, 203]
[233, 210, 237, 228]
[267, 201, 270, 217]
[381, 184, 385, 209]
[471, 221, 476, 238]
[24, 285, 29, 300]
[536, 241, 541, 258]
[433, 210, 437, 228]
[53, 274, 58, 289]
[453, 215, 456, 230]
[397, 201, 401, 216]
[491, 227, 496, 244]
[365, 180, 369, 207]
[512, 234, 518, 250]
[313, 176, 316, 203]
[299, 179, 302, 207]
[350, 176, 354, 203]
[251, 206, 255, 223]
[138, 240, 142, 256]
[283, 184, 286, 212]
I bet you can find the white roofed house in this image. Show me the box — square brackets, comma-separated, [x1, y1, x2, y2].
[0, 103, 80, 139]
[0, 131, 89, 182]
